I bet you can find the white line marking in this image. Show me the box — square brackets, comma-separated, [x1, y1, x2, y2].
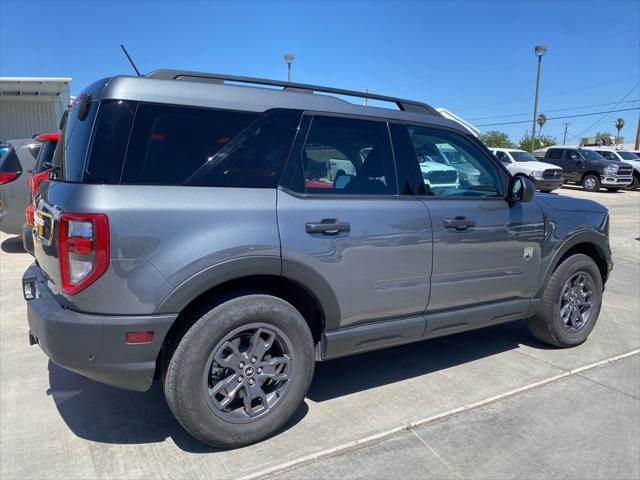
[239, 349, 640, 480]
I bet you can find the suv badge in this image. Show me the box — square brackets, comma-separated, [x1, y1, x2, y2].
[524, 247, 534, 261]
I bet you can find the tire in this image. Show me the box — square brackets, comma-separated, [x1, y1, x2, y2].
[606, 188, 619, 192]
[163, 294, 315, 448]
[582, 174, 601, 192]
[626, 175, 639, 191]
[529, 254, 603, 348]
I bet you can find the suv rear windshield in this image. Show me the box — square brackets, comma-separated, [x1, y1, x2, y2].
[0, 146, 21, 174]
[35, 141, 58, 174]
[55, 99, 302, 188]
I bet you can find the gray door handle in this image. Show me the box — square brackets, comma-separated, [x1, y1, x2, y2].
[305, 219, 350, 234]
[443, 216, 476, 231]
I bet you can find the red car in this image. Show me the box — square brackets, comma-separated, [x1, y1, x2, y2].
[22, 132, 59, 253]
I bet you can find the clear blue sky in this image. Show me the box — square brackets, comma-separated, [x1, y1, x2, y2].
[1, 0, 638, 145]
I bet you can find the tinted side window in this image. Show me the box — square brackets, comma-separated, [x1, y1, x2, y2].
[301, 116, 397, 195]
[547, 149, 563, 160]
[563, 149, 579, 160]
[403, 126, 501, 197]
[84, 100, 137, 184]
[495, 151, 510, 163]
[121, 104, 257, 185]
[185, 109, 302, 188]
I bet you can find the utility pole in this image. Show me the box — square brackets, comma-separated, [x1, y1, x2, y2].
[363, 88, 369, 106]
[635, 117, 640, 150]
[530, 45, 547, 153]
[563, 123, 570, 145]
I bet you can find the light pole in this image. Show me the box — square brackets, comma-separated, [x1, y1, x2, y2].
[284, 53, 294, 82]
[530, 45, 547, 153]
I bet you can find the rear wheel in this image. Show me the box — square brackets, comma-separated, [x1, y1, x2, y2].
[163, 294, 315, 448]
[529, 254, 603, 347]
[582, 174, 600, 192]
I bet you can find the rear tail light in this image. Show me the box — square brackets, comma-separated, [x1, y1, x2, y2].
[0, 171, 20, 184]
[25, 205, 34, 227]
[58, 213, 109, 294]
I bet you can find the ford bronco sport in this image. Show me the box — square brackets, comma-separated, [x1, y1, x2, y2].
[24, 70, 612, 448]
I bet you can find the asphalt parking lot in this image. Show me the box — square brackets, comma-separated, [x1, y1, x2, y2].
[1, 186, 638, 480]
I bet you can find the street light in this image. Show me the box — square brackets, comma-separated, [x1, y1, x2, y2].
[284, 53, 294, 82]
[530, 45, 547, 154]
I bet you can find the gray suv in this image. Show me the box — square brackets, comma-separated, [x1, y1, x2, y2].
[23, 71, 613, 448]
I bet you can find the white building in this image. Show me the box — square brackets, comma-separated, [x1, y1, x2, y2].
[0, 77, 71, 140]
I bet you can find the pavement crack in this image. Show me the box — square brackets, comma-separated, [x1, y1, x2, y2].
[575, 373, 640, 401]
[410, 429, 468, 480]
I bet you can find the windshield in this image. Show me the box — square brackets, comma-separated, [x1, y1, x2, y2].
[35, 141, 58, 173]
[580, 149, 605, 161]
[510, 151, 537, 162]
[618, 151, 639, 160]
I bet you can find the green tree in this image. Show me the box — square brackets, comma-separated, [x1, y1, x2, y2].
[479, 130, 515, 148]
[518, 130, 557, 151]
[594, 131, 620, 145]
[536, 113, 547, 134]
[614, 118, 625, 143]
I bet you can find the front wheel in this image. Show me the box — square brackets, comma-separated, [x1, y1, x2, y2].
[626, 176, 639, 191]
[163, 295, 315, 448]
[529, 254, 603, 347]
[582, 174, 601, 192]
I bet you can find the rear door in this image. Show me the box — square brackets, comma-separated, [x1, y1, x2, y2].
[395, 124, 545, 312]
[277, 114, 432, 331]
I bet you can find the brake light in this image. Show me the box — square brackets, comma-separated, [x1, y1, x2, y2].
[0, 171, 20, 184]
[25, 205, 34, 227]
[58, 213, 109, 294]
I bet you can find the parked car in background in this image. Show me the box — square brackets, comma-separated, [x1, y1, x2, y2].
[25, 70, 612, 449]
[414, 142, 460, 193]
[491, 148, 563, 192]
[582, 147, 639, 191]
[0, 138, 41, 235]
[542, 146, 633, 192]
[22, 132, 60, 253]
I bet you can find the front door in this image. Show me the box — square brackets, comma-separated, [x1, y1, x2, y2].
[396, 124, 545, 312]
[277, 114, 432, 329]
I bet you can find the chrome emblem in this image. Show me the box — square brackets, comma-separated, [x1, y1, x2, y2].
[524, 247, 534, 261]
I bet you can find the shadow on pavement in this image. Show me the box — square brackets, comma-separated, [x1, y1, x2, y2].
[47, 361, 309, 452]
[48, 319, 549, 450]
[1, 236, 25, 253]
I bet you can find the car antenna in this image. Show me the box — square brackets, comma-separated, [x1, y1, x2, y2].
[120, 44, 142, 76]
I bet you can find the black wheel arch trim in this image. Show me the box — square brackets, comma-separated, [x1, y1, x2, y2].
[154, 256, 341, 330]
[537, 230, 611, 298]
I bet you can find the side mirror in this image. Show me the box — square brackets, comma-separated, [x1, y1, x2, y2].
[507, 176, 535, 203]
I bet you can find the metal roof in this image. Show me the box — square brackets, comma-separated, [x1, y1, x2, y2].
[96, 71, 465, 133]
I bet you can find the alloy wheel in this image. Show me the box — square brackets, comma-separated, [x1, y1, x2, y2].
[558, 271, 595, 333]
[202, 323, 293, 423]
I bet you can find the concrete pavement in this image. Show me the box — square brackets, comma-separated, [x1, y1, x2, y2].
[1, 187, 638, 480]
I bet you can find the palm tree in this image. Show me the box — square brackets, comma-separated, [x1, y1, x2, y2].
[537, 113, 547, 134]
[614, 118, 625, 144]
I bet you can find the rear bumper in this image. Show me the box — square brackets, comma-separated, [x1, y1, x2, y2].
[23, 264, 177, 391]
[21, 223, 34, 256]
[531, 177, 564, 191]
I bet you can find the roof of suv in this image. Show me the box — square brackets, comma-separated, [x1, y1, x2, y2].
[94, 69, 466, 133]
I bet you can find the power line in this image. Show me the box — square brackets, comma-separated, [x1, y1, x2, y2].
[569, 80, 640, 139]
[467, 99, 639, 121]
[476, 107, 639, 127]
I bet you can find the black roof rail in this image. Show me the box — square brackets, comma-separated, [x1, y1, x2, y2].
[145, 69, 441, 116]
